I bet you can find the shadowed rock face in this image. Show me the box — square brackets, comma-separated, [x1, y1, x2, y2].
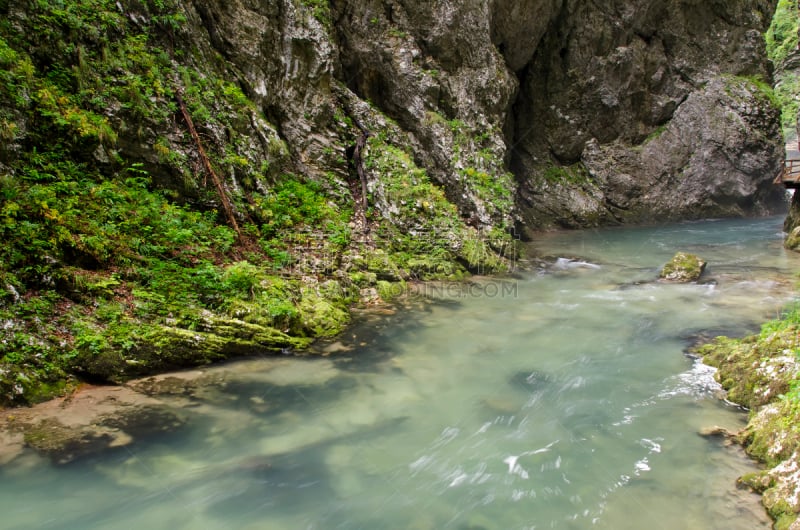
[1, 0, 781, 233]
[182, 0, 783, 231]
[511, 0, 786, 228]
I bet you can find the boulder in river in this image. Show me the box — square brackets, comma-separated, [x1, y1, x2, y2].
[659, 252, 707, 282]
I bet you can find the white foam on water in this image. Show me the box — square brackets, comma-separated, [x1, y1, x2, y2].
[659, 359, 722, 400]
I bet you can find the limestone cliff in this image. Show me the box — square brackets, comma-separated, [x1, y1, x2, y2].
[0, 0, 784, 235]
[183, 0, 785, 231]
[107, 0, 787, 232]
[513, 0, 786, 227]
[0, 0, 788, 403]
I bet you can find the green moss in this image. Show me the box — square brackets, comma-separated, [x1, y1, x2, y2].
[659, 252, 706, 282]
[298, 0, 331, 27]
[70, 317, 311, 382]
[771, 503, 797, 528]
[296, 283, 350, 338]
[767, 0, 799, 66]
[461, 239, 496, 272]
[447, 120, 515, 230]
[738, 471, 773, 493]
[739, 75, 781, 109]
[644, 125, 668, 143]
[348, 271, 377, 287]
[365, 136, 461, 229]
[541, 163, 591, 186]
[695, 330, 794, 411]
[694, 305, 800, 524]
[376, 280, 406, 302]
[738, 398, 800, 466]
[785, 226, 800, 251]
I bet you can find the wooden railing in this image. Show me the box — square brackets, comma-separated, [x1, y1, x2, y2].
[776, 159, 800, 188]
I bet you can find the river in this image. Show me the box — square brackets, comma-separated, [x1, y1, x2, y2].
[1, 216, 798, 529]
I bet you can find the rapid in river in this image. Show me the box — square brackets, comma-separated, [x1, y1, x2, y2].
[2, 216, 799, 529]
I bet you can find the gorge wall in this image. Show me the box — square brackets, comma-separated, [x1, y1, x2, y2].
[181, 0, 787, 231]
[0, 0, 788, 403]
[0, 0, 786, 236]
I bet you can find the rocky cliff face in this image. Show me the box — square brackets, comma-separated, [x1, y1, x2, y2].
[155, 0, 785, 233]
[0, 1, 784, 237]
[513, 0, 786, 227]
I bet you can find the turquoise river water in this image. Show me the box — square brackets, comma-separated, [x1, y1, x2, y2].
[2, 217, 800, 529]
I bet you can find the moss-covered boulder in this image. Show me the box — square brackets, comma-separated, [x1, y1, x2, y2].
[785, 226, 800, 252]
[296, 281, 351, 338]
[72, 318, 311, 383]
[696, 327, 799, 410]
[694, 319, 800, 527]
[659, 252, 707, 282]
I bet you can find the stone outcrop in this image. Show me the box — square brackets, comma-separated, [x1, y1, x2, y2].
[153, 0, 786, 233]
[659, 252, 707, 282]
[697, 326, 800, 527]
[0, 0, 784, 236]
[512, 0, 786, 228]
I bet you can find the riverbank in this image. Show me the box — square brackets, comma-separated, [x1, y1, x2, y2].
[2, 217, 792, 529]
[696, 304, 800, 529]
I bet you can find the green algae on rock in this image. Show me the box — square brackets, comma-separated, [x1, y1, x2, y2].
[695, 317, 800, 528]
[660, 252, 707, 282]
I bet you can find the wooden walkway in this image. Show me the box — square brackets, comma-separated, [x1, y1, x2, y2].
[776, 159, 800, 189]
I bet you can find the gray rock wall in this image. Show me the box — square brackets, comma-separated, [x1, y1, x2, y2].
[512, 0, 786, 227]
[135, 0, 789, 231]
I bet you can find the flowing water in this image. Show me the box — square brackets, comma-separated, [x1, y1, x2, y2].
[2, 217, 800, 530]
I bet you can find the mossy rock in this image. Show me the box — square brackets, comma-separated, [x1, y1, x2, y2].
[659, 252, 706, 282]
[696, 327, 798, 410]
[785, 226, 800, 252]
[737, 471, 773, 493]
[0, 363, 74, 407]
[774, 513, 798, 530]
[740, 400, 800, 467]
[377, 280, 407, 302]
[296, 283, 350, 338]
[72, 319, 311, 382]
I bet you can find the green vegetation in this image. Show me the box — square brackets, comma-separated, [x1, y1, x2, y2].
[767, 0, 800, 138]
[776, 72, 800, 139]
[445, 117, 516, 233]
[541, 163, 591, 186]
[0, 0, 355, 405]
[298, 0, 331, 28]
[0, 0, 514, 406]
[695, 305, 800, 525]
[363, 133, 515, 279]
[644, 124, 668, 144]
[767, 0, 799, 67]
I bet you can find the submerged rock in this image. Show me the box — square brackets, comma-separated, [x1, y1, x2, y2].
[0, 385, 188, 465]
[698, 425, 737, 446]
[659, 252, 707, 282]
